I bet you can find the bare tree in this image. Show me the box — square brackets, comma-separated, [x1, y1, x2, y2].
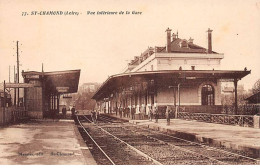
[252, 79, 260, 94]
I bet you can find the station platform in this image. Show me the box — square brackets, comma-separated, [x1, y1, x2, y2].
[106, 113, 260, 158]
[0, 119, 96, 165]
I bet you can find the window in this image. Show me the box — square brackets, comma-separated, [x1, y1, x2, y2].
[180, 40, 188, 48]
[201, 84, 214, 105]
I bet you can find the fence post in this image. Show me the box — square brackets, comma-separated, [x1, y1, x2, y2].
[234, 78, 238, 115]
[3, 80, 6, 125]
[253, 115, 260, 128]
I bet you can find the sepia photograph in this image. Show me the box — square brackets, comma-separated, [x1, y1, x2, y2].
[0, 0, 260, 166]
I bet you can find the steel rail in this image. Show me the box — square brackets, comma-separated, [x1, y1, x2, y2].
[135, 125, 260, 163]
[76, 115, 115, 165]
[121, 126, 227, 165]
[95, 115, 224, 164]
[98, 114, 259, 164]
[83, 115, 163, 165]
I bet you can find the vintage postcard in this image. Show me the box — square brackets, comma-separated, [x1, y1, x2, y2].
[0, 0, 259, 166]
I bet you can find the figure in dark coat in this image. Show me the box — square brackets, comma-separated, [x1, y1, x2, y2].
[148, 107, 153, 121]
[62, 107, 67, 119]
[154, 107, 159, 123]
[91, 110, 97, 123]
[71, 106, 76, 119]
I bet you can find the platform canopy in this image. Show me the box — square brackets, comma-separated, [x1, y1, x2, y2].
[22, 69, 81, 94]
[92, 70, 250, 100]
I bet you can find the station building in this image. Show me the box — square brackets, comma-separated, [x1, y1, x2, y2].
[22, 69, 80, 118]
[92, 28, 250, 118]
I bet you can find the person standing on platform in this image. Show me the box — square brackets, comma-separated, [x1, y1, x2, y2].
[71, 106, 76, 119]
[62, 107, 66, 119]
[122, 107, 125, 117]
[119, 107, 122, 118]
[90, 110, 94, 122]
[127, 107, 130, 118]
[97, 110, 100, 121]
[140, 107, 145, 120]
[91, 110, 97, 123]
[148, 106, 153, 121]
[131, 107, 135, 120]
[65, 107, 67, 118]
[165, 106, 171, 126]
[151, 107, 154, 121]
[125, 107, 128, 118]
[154, 106, 159, 123]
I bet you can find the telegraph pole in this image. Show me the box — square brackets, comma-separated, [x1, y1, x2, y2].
[14, 65, 16, 106]
[3, 80, 6, 125]
[9, 66, 10, 83]
[16, 41, 20, 106]
[7, 65, 11, 93]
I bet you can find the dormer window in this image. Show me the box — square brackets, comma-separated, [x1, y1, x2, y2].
[180, 40, 188, 48]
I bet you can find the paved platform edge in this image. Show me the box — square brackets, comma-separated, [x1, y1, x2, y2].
[73, 123, 97, 165]
[129, 120, 260, 158]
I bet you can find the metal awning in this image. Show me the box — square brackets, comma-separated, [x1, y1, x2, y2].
[92, 70, 251, 100]
[22, 69, 81, 94]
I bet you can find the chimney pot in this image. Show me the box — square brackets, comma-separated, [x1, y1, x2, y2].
[172, 33, 177, 40]
[166, 28, 172, 53]
[207, 28, 213, 53]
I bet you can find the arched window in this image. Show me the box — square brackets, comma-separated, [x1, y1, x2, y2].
[201, 84, 214, 105]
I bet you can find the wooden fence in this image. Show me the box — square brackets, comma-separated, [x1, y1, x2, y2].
[0, 107, 27, 126]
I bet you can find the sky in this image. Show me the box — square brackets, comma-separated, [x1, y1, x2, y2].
[0, 0, 260, 90]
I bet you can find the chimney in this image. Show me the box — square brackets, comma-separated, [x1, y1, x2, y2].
[207, 28, 213, 53]
[166, 28, 172, 53]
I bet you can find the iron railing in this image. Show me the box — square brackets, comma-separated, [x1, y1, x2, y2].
[178, 112, 254, 128]
[222, 105, 259, 115]
[178, 105, 259, 115]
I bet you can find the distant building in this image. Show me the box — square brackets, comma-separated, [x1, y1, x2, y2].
[246, 92, 260, 105]
[92, 28, 250, 117]
[0, 89, 12, 107]
[79, 83, 100, 93]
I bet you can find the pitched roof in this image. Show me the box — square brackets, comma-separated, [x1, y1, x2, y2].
[159, 38, 217, 54]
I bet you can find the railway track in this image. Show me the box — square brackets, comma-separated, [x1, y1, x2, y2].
[122, 125, 258, 164]
[77, 114, 259, 165]
[76, 115, 115, 165]
[101, 114, 260, 164]
[76, 115, 158, 165]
